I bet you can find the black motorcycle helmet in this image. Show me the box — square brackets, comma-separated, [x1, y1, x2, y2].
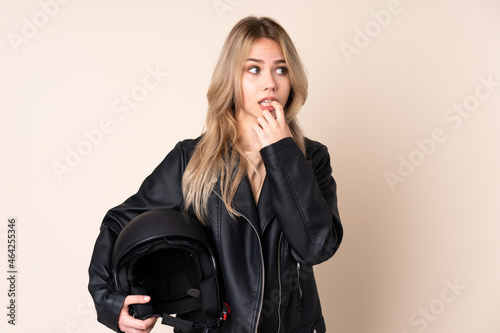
[111, 209, 228, 332]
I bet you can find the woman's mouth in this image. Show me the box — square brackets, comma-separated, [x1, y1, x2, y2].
[259, 99, 275, 106]
[259, 102, 276, 112]
[258, 98, 277, 113]
[258, 99, 277, 118]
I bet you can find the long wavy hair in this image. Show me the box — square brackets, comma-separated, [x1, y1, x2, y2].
[182, 16, 308, 223]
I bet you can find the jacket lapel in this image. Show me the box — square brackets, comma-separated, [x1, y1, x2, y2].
[256, 178, 276, 234]
[232, 176, 261, 233]
[213, 175, 261, 233]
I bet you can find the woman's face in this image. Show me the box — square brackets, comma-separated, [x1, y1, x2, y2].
[239, 38, 291, 121]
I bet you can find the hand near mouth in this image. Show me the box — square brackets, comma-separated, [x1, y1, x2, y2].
[252, 100, 292, 148]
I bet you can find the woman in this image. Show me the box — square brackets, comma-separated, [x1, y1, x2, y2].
[88, 16, 343, 333]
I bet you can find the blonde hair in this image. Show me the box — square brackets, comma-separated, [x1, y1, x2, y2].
[182, 16, 308, 223]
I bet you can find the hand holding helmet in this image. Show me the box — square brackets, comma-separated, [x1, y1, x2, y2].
[118, 295, 158, 333]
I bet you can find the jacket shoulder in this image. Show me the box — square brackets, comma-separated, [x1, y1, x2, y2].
[304, 137, 329, 158]
[177, 136, 202, 159]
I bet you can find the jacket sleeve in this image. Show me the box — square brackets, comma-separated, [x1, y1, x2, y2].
[87, 141, 187, 332]
[260, 137, 343, 265]
[88, 225, 127, 332]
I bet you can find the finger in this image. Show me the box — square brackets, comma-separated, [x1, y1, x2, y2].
[252, 122, 264, 136]
[123, 317, 156, 330]
[270, 101, 285, 121]
[119, 315, 158, 333]
[118, 296, 153, 331]
[135, 316, 158, 330]
[121, 319, 157, 333]
[261, 110, 276, 125]
[124, 295, 151, 306]
[257, 115, 271, 129]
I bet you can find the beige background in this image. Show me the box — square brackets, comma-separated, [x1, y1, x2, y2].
[1, 0, 499, 332]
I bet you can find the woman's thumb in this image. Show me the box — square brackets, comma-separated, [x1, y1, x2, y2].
[139, 295, 151, 303]
[125, 295, 150, 305]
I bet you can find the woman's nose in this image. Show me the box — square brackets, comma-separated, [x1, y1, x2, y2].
[262, 71, 277, 91]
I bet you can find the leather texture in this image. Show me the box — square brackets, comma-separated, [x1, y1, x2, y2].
[88, 136, 343, 333]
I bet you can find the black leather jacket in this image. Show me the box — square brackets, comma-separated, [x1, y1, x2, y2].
[88, 136, 343, 333]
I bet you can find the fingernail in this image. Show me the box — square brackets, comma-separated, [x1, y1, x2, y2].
[144, 296, 150, 301]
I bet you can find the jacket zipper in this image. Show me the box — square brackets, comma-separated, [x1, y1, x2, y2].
[213, 191, 264, 333]
[297, 262, 303, 311]
[277, 232, 283, 332]
[240, 214, 265, 333]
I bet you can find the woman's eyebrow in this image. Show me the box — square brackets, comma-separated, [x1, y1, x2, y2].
[246, 58, 286, 64]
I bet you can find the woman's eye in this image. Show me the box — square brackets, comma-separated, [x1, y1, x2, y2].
[276, 67, 288, 75]
[248, 66, 260, 74]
